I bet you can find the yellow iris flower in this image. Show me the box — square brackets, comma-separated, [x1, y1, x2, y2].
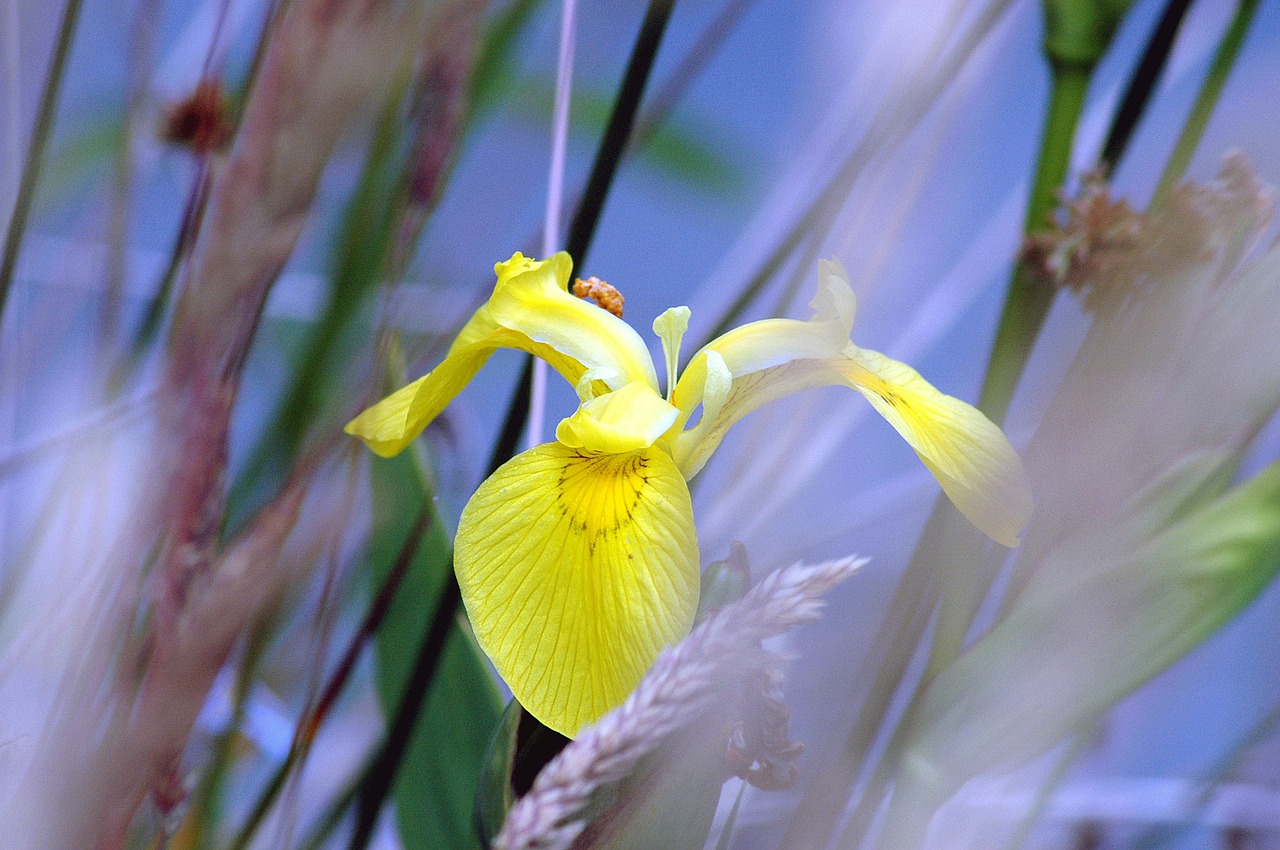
[346, 252, 1032, 737]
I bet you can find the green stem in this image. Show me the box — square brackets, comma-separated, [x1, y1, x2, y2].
[1151, 0, 1259, 206]
[0, 0, 84, 320]
[978, 59, 1090, 422]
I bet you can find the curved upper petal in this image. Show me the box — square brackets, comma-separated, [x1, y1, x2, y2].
[486, 252, 658, 394]
[345, 252, 659, 457]
[669, 259, 1032, 545]
[699, 258, 855, 375]
[455, 443, 700, 737]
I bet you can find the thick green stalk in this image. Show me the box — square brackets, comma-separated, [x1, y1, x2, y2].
[1152, 0, 1259, 205]
[0, 0, 84, 319]
[978, 59, 1090, 421]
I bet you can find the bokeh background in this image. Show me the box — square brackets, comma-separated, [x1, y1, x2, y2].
[5, 0, 1280, 847]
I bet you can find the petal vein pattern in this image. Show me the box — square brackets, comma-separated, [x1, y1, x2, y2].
[455, 443, 699, 737]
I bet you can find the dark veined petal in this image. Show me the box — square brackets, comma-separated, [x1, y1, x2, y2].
[455, 443, 700, 737]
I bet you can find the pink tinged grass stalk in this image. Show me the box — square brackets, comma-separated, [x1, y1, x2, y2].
[80, 0, 433, 843]
[493, 556, 864, 850]
[159, 0, 426, 615]
[404, 0, 490, 216]
[95, 470, 312, 845]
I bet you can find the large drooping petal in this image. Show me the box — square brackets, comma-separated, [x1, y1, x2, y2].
[346, 252, 659, 457]
[669, 261, 1032, 546]
[838, 346, 1033, 546]
[455, 443, 700, 737]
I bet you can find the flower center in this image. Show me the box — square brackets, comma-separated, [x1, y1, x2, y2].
[556, 449, 651, 545]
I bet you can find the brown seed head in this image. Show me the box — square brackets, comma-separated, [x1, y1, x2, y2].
[161, 80, 235, 154]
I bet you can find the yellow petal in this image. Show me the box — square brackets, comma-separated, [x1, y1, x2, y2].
[555, 381, 680, 454]
[345, 251, 660, 457]
[669, 258, 856, 448]
[668, 259, 1032, 545]
[700, 258, 856, 375]
[343, 342, 492, 458]
[455, 443, 700, 737]
[839, 346, 1033, 547]
[487, 252, 658, 395]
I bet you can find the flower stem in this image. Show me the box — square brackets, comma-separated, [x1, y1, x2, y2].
[1152, 0, 1260, 206]
[977, 59, 1090, 422]
[0, 0, 84, 321]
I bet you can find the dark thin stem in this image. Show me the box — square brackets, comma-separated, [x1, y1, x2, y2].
[1099, 0, 1194, 171]
[489, 357, 536, 474]
[0, 0, 84, 320]
[630, 0, 757, 151]
[226, 504, 431, 850]
[347, 574, 461, 850]
[564, 0, 676, 268]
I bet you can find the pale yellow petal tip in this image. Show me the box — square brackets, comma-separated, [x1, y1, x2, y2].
[944, 434, 1034, 548]
[992, 473, 1035, 548]
[343, 411, 411, 459]
[342, 374, 437, 459]
[493, 250, 574, 292]
[814, 257, 857, 331]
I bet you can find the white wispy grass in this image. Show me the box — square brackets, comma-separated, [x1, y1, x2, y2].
[493, 555, 864, 850]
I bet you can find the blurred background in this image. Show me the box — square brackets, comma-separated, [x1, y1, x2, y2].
[4, 0, 1280, 848]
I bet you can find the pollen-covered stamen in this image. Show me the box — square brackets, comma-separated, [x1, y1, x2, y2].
[574, 276, 625, 318]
